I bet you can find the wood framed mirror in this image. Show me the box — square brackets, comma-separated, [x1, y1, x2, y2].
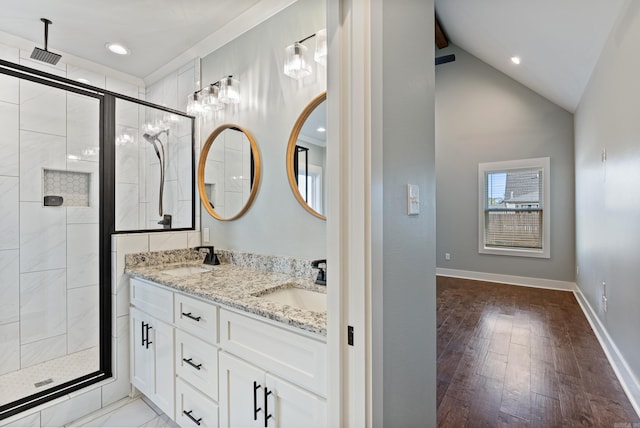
[197, 124, 261, 221]
[286, 92, 327, 220]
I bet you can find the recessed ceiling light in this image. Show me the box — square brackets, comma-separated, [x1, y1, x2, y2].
[317, 126, 326, 133]
[511, 56, 521, 65]
[106, 43, 129, 55]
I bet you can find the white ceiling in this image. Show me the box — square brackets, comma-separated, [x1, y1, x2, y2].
[0, 0, 292, 80]
[435, 0, 627, 112]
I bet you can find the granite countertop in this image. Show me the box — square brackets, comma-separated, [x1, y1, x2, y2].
[126, 261, 327, 337]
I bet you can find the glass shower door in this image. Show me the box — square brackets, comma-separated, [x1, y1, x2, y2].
[0, 70, 103, 415]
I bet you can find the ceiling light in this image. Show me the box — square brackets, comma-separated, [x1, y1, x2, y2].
[106, 43, 129, 55]
[76, 78, 90, 84]
[316, 126, 326, 133]
[511, 56, 521, 65]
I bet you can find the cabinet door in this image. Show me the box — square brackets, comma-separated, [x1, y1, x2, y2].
[130, 307, 153, 397]
[151, 316, 175, 419]
[219, 352, 264, 428]
[265, 374, 327, 428]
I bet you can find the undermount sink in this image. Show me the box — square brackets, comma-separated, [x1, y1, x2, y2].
[259, 287, 327, 313]
[161, 265, 213, 276]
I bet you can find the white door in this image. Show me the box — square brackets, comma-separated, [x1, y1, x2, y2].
[130, 308, 153, 397]
[265, 374, 327, 428]
[219, 352, 264, 428]
[151, 317, 175, 419]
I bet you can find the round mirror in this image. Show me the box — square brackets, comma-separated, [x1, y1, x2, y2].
[197, 124, 261, 221]
[286, 92, 327, 220]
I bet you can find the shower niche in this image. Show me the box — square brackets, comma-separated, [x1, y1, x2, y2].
[43, 169, 91, 207]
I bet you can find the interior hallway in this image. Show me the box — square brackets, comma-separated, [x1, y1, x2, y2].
[436, 276, 640, 427]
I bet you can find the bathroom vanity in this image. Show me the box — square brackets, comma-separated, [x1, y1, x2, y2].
[127, 251, 327, 428]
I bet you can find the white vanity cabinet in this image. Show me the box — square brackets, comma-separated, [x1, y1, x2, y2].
[129, 275, 327, 428]
[174, 293, 220, 428]
[218, 309, 327, 428]
[219, 352, 326, 428]
[129, 279, 175, 418]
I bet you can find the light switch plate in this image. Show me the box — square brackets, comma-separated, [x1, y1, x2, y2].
[407, 184, 420, 215]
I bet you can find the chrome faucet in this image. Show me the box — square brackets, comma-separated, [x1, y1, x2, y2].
[311, 259, 326, 285]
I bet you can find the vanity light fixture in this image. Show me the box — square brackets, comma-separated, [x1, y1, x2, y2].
[186, 76, 239, 117]
[284, 42, 312, 80]
[219, 75, 240, 104]
[314, 29, 327, 66]
[283, 29, 327, 80]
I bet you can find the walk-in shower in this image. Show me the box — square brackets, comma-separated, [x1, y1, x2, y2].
[0, 57, 195, 420]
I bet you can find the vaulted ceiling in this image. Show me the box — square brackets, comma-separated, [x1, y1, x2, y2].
[1, 0, 628, 112]
[435, 0, 627, 112]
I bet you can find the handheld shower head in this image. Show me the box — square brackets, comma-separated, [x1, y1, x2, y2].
[142, 128, 169, 144]
[142, 129, 169, 217]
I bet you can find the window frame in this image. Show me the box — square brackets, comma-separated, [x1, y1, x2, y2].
[478, 157, 551, 258]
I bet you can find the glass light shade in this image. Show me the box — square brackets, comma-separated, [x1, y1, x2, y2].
[204, 83, 224, 111]
[219, 76, 240, 104]
[186, 92, 199, 115]
[284, 42, 312, 80]
[314, 29, 327, 66]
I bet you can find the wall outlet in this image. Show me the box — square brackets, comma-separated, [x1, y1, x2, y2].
[602, 281, 608, 312]
[203, 227, 210, 243]
[445, 253, 451, 261]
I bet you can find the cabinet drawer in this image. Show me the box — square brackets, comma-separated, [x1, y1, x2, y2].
[175, 293, 218, 343]
[176, 330, 218, 401]
[176, 378, 219, 428]
[219, 309, 326, 397]
[130, 278, 173, 323]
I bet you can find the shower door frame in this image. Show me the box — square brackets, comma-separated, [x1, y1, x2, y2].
[0, 60, 112, 420]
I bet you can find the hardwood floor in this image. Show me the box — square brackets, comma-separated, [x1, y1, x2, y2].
[436, 276, 640, 427]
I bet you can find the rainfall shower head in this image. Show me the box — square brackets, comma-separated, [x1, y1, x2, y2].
[30, 18, 61, 65]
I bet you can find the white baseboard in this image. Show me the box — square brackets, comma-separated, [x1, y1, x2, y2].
[435, 268, 576, 291]
[573, 287, 640, 418]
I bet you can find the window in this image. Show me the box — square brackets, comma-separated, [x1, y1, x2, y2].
[478, 157, 550, 258]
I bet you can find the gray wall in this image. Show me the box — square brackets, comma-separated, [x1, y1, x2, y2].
[199, 0, 326, 259]
[574, 0, 640, 390]
[435, 44, 575, 281]
[372, 0, 437, 425]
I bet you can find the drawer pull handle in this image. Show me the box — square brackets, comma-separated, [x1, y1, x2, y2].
[183, 410, 202, 426]
[145, 325, 153, 349]
[253, 381, 262, 420]
[264, 387, 273, 427]
[183, 358, 202, 370]
[182, 312, 202, 322]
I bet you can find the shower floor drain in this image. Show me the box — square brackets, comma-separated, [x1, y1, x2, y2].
[34, 378, 54, 388]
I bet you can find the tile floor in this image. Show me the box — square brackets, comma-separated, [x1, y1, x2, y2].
[68, 397, 178, 428]
[0, 347, 98, 408]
